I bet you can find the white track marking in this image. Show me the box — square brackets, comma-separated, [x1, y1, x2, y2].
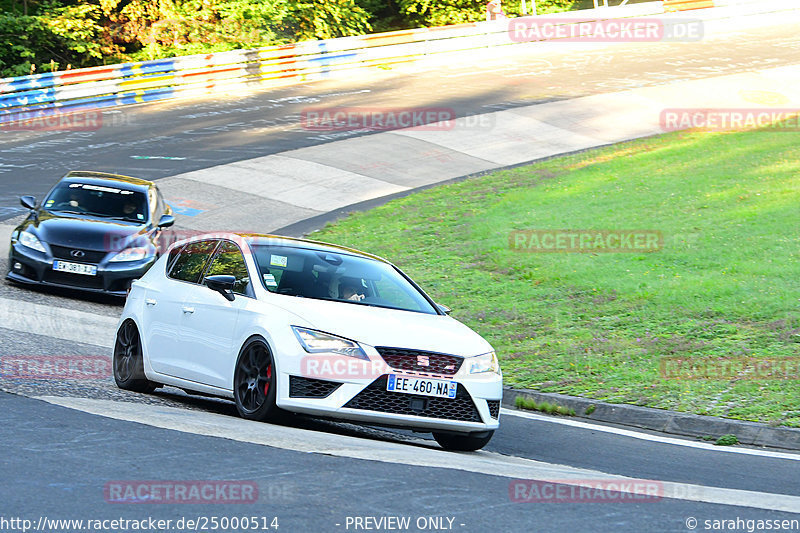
[502, 408, 800, 461]
[0, 297, 117, 349]
[37, 396, 800, 513]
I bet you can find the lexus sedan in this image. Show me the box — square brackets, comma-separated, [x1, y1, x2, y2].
[114, 233, 502, 450]
[7, 171, 174, 297]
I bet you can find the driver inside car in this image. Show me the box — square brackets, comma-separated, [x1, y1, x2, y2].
[340, 280, 365, 301]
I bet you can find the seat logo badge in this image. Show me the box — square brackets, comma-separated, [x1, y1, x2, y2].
[417, 355, 430, 367]
[70, 250, 85, 258]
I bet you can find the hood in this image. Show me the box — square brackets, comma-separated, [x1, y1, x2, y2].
[29, 213, 146, 251]
[272, 296, 493, 357]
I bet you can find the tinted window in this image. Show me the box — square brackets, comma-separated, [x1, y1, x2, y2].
[168, 240, 218, 283]
[44, 181, 148, 223]
[166, 244, 184, 272]
[204, 241, 251, 296]
[155, 188, 166, 218]
[250, 242, 437, 314]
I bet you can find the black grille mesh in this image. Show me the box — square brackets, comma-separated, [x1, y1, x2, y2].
[376, 347, 463, 377]
[487, 400, 500, 419]
[289, 376, 341, 398]
[50, 245, 107, 264]
[344, 376, 481, 422]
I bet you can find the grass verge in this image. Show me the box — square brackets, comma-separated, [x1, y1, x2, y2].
[311, 127, 800, 427]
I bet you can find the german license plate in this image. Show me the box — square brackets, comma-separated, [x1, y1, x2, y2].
[386, 374, 457, 399]
[53, 260, 97, 276]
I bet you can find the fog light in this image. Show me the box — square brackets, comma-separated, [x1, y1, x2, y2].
[13, 262, 22, 271]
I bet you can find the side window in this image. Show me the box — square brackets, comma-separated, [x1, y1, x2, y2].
[204, 241, 251, 296]
[155, 187, 166, 218]
[168, 240, 218, 284]
[166, 244, 184, 273]
[148, 188, 159, 221]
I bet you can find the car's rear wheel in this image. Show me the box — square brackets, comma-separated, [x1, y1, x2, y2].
[113, 320, 157, 393]
[234, 337, 279, 421]
[432, 430, 494, 451]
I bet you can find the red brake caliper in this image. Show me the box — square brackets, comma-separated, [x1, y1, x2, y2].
[264, 365, 272, 395]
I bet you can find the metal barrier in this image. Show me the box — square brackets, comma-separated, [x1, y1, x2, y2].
[0, 0, 790, 121]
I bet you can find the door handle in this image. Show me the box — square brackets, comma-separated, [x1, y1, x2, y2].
[182, 306, 195, 314]
[145, 298, 157, 306]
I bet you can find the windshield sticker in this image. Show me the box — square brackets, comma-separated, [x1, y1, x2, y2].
[68, 183, 131, 195]
[136, 214, 144, 220]
[270, 254, 288, 268]
[263, 273, 277, 287]
[45, 200, 54, 206]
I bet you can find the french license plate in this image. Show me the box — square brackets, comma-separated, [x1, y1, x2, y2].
[386, 374, 457, 399]
[53, 260, 97, 276]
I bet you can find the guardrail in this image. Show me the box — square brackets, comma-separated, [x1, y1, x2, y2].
[0, 0, 792, 122]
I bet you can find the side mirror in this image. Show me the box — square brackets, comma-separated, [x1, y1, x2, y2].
[20, 196, 36, 211]
[157, 214, 175, 228]
[205, 274, 236, 301]
[436, 303, 451, 315]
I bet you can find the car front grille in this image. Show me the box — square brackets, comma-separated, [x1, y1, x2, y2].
[344, 376, 481, 423]
[487, 400, 500, 419]
[376, 347, 464, 377]
[289, 376, 342, 398]
[49, 244, 107, 264]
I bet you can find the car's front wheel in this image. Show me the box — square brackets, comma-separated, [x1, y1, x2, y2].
[432, 430, 494, 451]
[113, 320, 157, 393]
[234, 337, 280, 422]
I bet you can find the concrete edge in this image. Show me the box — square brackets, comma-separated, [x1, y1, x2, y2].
[502, 387, 800, 451]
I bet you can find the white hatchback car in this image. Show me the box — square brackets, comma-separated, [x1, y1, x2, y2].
[114, 233, 502, 450]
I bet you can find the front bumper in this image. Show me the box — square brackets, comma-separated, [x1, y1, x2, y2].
[278, 372, 502, 433]
[7, 243, 154, 297]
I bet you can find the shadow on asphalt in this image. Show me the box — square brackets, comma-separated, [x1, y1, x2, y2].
[148, 385, 440, 450]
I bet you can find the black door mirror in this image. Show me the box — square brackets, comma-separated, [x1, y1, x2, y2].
[205, 274, 236, 301]
[20, 196, 36, 211]
[157, 214, 175, 228]
[436, 303, 451, 315]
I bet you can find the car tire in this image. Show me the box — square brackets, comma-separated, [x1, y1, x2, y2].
[233, 337, 280, 422]
[113, 320, 157, 393]
[432, 430, 494, 451]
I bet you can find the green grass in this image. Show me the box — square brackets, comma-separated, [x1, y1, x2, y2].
[311, 127, 800, 427]
[515, 396, 576, 416]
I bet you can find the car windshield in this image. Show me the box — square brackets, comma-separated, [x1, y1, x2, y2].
[249, 242, 438, 314]
[44, 182, 148, 223]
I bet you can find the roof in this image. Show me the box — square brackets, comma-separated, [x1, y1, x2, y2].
[63, 171, 154, 191]
[172, 231, 391, 265]
[240, 233, 390, 264]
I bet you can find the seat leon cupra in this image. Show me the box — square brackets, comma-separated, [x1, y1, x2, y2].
[114, 233, 502, 450]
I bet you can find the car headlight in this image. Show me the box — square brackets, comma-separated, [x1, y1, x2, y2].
[468, 351, 501, 375]
[109, 246, 151, 263]
[18, 231, 46, 253]
[292, 326, 368, 360]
